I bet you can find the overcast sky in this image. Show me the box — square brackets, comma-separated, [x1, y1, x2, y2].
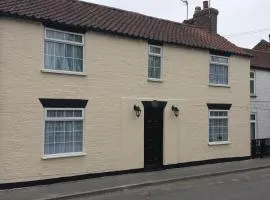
[84, 0, 270, 48]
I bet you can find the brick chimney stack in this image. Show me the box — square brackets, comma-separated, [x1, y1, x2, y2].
[183, 1, 219, 34]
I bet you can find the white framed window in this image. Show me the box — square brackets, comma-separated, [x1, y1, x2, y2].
[43, 108, 84, 158]
[209, 110, 229, 144]
[148, 45, 162, 80]
[209, 55, 229, 86]
[250, 70, 255, 95]
[250, 113, 256, 140]
[44, 28, 84, 73]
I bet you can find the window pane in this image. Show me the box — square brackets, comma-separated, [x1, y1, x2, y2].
[45, 41, 55, 55]
[55, 43, 65, 56]
[65, 33, 75, 42]
[45, 55, 55, 70]
[55, 121, 64, 131]
[74, 46, 83, 59]
[45, 144, 55, 154]
[211, 55, 228, 64]
[250, 114, 256, 121]
[74, 131, 83, 142]
[74, 59, 83, 72]
[65, 44, 73, 58]
[54, 31, 65, 40]
[65, 110, 74, 117]
[65, 142, 73, 152]
[250, 71, 254, 78]
[74, 35, 83, 43]
[155, 67, 161, 79]
[148, 66, 154, 78]
[55, 143, 65, 153]
[46, 30, 55, 39]
[209, 64, 228, 85]
[55, 131, 65, 143]
[148, 55, 161, 79]
[45, 122, 54, 143]
[74, 121, 83, 131]
[150, 46, 161, 54]
[250, 80, 254, 94]
[74, 110, 82, 117]
[74, 142, 83, 152]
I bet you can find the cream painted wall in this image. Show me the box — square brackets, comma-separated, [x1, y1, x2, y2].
[0, 17, 250, 183]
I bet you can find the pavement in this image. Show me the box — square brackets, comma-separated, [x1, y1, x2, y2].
[1, 158, 270, 200]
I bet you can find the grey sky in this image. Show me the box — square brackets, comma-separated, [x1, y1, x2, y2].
[84, 0, 270, 48]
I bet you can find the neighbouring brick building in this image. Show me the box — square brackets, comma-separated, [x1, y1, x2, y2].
[0, 0, 251, 185]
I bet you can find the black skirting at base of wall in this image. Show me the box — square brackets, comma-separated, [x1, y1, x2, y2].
[0, 156, 251, 190]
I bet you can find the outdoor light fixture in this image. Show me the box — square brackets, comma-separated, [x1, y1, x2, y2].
[171, 105, 180, 117]
[133, 105, 141, 118]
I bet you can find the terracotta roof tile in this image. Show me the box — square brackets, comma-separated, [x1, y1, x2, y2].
[245, 49, 270, 70]
[0, 0, 250, 56]
[253, 40, 270, 52]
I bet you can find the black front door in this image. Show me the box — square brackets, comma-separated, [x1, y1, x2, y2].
[143, 101, 167, 169]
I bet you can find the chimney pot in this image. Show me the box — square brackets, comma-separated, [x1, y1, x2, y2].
[195, 6, 202, 14]
[203, 1, 209, 9]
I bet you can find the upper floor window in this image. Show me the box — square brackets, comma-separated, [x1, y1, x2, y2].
[209, 55, 229, 86]
[148, 45, 162, 80]
[250, 70, 255, 95]
[44, 28, 84, 73]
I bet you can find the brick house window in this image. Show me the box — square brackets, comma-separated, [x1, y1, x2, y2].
[209, 55, 229, 86]
[148, 45, 162, 80]
[44, 109, 84, 157]
[44, 28, 84, 72]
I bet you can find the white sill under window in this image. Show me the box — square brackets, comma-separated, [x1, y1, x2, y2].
[208, 83, 230, 88]
[42, 152, 86, 160]
[208, 141, 231, 146]
[148, 78, 163, 82]
[41, 69, 87, 76]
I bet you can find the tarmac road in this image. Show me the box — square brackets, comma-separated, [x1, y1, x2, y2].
[75, 168, 270, 200]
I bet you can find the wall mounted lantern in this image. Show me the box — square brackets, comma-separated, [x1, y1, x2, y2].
[171, 105, 180, 117]
[133, 105, 141, 118]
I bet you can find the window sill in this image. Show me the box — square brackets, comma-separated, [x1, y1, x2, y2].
[208, 141, 231, 146]
[41, 69, 87, 76]
[250, 94, 257, 98]
[148, 78, 163, 82]
[42, 152, 86, 160]
[209, 84, 230, 88]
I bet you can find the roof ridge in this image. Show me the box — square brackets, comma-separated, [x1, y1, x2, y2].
[65, 0, 214, 32]
[252, 49, 270, 54]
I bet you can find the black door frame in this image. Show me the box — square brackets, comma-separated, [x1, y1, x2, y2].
[142, 100, 167, 170]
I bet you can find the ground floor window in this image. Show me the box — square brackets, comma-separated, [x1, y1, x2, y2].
[44, 108, 84, 155]
[209, 110, 229, 143]
[250, 113, 256, 140]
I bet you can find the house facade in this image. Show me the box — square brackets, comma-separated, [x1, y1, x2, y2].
[0, 0, 250, 185]
[249, 39, 270, 140]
